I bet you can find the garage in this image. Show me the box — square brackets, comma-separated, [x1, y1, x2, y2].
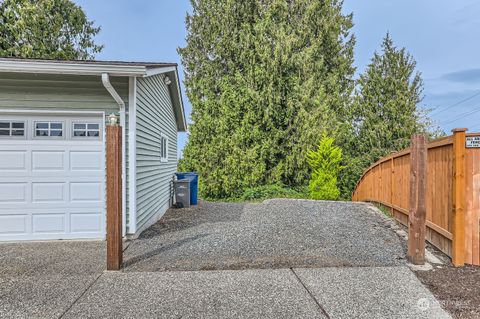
[0, 113, 106, 241]
[0, 58, 187, 241]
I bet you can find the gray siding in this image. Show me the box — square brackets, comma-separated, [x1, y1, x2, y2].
[135, 74, 177, 232]
[0, 72, 128, 111]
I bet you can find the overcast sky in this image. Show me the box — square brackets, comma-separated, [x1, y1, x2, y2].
[74, 0, 480, 153]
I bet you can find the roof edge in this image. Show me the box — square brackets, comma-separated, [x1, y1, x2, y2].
[0, 58, 178, 77]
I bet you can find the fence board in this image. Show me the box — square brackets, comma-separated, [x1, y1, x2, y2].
[466, 133, 480, 265]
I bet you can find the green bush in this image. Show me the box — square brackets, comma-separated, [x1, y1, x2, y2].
[241, 184, 308, 201]
[307, 135, 344, 200]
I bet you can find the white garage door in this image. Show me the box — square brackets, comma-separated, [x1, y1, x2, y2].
[0, 114, 106, 241]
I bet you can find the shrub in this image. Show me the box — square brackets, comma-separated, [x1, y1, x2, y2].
[241, 184, 308, 201]
[307, 135, 343, 200]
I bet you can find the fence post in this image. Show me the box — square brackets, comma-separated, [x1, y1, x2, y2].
[452, 128, 467, 267]
[390, 154, 395, 217]
[407, 135, 427, 265]
[106, 116, 123, 270]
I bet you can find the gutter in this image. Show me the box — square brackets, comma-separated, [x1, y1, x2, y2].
[102, 73, 125, 109]
[0, 60, 146, 77]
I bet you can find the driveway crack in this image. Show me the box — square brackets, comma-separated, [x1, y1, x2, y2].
[290, 268, 331, 319]
[57, 272, 103, 319]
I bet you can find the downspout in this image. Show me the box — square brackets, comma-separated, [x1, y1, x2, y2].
[102, 73, 125, 109]
[102, 73, 127, 237]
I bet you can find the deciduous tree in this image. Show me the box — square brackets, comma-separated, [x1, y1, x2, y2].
[0, 0, 102, 60]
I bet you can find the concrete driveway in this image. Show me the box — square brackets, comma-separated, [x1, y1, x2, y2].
[0, 199, 451, 318]
[0, 241, 105, 318]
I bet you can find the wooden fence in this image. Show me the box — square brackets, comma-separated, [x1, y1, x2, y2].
[352, 129, 480, 266]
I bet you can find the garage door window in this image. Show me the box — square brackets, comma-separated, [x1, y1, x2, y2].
[0, 121, 25, 137]
[72, 123, 100, 138]
[35, 122, 63, 138]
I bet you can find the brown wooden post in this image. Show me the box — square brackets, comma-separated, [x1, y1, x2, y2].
[407, 135, 427, 265]
[452, 128, 467, 266]
[106, 121, 122, 270]
[390, 154, 395, 217]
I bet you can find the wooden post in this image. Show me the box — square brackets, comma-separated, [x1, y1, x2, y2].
[407, 135, 427, 265]
[106, 123, 122, 270]
[452, 128, 467, 266]
[390, 154, 395, 217]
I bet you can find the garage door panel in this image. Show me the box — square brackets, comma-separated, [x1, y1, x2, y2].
[70, 182, 104, 202]
[32, 183, 66, 202]
[0, 151, 27, 170]
[32, 151, 65, 171]
[0, 183, 28, 203]
[32, 214, 65, 233]
[70, 213, 103, 233]
[70, 151, 103, 171]
[0, 214, 28, 235]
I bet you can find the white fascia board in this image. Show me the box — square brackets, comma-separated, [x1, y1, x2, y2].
[144, 65, 187, 131]
[144, 65, 177, 77]
[128, 76, 138, 235]
[172, 69, 188, 131]
[0, 60, 147, 77]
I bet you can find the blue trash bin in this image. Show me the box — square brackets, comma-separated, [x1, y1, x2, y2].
[175, 172, 198, 205]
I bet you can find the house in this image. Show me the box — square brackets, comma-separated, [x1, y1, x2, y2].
[0, 58, 187, 241]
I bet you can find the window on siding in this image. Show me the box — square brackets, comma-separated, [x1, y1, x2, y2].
[0, 121, 25, 137]
[72, 122, 100, 138]
[35, 122, 63, 137]
[160, 134, 168, 162]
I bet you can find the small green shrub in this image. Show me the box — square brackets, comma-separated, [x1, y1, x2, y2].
[241, 184, 308, 201]
[307, 134, 344, 200]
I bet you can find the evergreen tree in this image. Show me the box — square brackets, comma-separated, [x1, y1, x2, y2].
[179, 0, 355, 198]
[0, 0, 102, 60]
[307, 135, 343, 200]
[340, 33, 430, 197]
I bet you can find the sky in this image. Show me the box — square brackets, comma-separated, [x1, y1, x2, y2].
[74, 0, 480, 154]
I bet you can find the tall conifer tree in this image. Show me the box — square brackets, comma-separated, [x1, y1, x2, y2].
[339, 34, 431, 197]
[179, 0, 355, 198]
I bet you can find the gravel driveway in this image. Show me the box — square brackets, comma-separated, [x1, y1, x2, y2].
[123, 199, 406, 272]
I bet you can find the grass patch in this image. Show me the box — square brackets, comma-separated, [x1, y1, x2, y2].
[374, 203, 393, 218]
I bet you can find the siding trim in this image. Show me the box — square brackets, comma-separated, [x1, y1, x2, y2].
[120, 104, 127, 236]
[128, 77, 137, 234]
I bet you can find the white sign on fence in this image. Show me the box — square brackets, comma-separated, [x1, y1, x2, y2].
[466, 136, 480, 148]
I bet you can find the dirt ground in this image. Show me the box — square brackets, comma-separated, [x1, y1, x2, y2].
[415, 265, 480, 319]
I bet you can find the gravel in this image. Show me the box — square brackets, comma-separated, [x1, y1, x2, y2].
[124, 199, 406, 272]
